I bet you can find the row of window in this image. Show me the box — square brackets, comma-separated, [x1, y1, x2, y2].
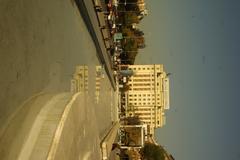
[133, 74, 154, 77]
[129, 102, 161, 105]
[129, 98, 161, 101]
[131, 67, 154, 70]
[129, 79, 154, 82]
[130, 67, 162, 70]
[129, 94, 161, 97]
[134, 108, 152, 111]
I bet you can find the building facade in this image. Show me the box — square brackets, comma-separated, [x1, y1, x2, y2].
[124, 65, 170, 135]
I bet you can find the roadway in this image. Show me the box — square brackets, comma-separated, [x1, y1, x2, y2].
[75, 0, 116, 90]
[0, 0, 117, 159]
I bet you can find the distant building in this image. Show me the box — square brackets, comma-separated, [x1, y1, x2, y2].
[124, 65, 170, 135]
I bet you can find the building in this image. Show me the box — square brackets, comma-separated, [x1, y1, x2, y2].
[124, 65, 170, 135]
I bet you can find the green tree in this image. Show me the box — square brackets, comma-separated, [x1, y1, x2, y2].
[124, 12, 139, 24]
[141, 143, 165, 160]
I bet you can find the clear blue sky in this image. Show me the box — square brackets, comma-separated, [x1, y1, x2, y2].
[135, 0, 240, 160]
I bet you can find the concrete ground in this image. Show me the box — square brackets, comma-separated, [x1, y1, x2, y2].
[0, 0, 117, 159]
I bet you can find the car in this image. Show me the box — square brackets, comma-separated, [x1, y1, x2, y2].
[93, 0, 103, 12]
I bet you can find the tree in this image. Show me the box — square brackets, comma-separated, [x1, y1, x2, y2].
[124, 12, 139, 24]
[124, 116, 142, 125]
[141, 143, 165, 160]
[121, 84, 130, 92]
[134, 29, 144, 36]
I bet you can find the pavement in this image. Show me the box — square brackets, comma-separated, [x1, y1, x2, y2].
[0, 0, 118, 159]
[101, 122, 120, 160]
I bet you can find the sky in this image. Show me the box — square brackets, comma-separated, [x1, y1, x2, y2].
[135, 0, 240, 160]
